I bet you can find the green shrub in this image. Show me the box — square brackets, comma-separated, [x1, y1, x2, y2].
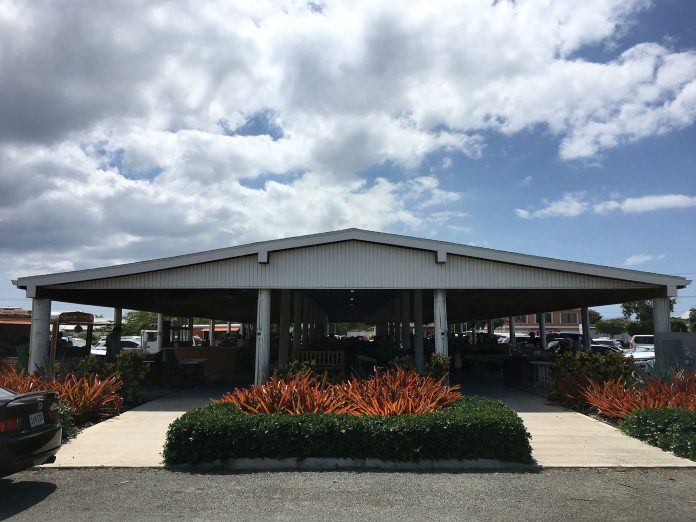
[620, 408, 696, 461]
[163, 396, 533, 465]
[114, 351, 148, 404]
[550, 351, 635, 411]
[426, 353, 451, 379]
[73, 352, 147, 405]
[58, 400, 79, 440]
[388, 354, 415, 370]
[273, 360, 320, 381]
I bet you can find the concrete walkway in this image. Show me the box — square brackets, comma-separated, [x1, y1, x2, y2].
[45, 374, 695, 468]
[45, 383, 235, 467]
[455, 372, 695, 468]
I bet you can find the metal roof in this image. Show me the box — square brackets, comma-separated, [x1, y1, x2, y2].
[11, 229, 690, 322]
[13, 228, 691, 291]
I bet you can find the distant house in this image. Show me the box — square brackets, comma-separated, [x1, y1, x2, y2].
[500, 309, 584, 335]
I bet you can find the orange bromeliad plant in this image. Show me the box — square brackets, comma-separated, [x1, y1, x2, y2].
[581, 371, 696, 419]
[0, 367, 123, 421]
[214, 366, 462, 416]
[337, 367, 461, 415]
[214, 370, 347, 414]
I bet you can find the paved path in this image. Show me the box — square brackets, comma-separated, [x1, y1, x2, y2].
[45, 384, 231, 467]
[456, 373, 695, 468]
[46, 374, 695, 468]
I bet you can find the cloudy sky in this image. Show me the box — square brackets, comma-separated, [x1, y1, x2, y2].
[1, 0, 695, 319]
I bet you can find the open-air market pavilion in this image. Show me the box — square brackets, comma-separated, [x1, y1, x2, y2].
[13, 229, 690, 383]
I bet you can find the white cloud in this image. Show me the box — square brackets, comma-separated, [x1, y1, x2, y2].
[516, 192, 589, 219]
[518, 176, 533, 187]
[1, 0, 696, 285]
[624, 253, 666, 266]
[520, 193, 696, 219]
[621, 194, 696, 213]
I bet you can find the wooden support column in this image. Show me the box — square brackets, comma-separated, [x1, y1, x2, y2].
[279, 289, 291, 366]
[393, 297, 401, 344]
[255, 289, 271, 385]
[508, 316, 516, 351]
[581, 307, 591, 351]
[293, 291, 302, 353]
[434, 289, 448, 356]
[157, 313, 165, 352]
[209, 319, 215, 345]
[413, 289, 424, 372]
[539, 313, 547, 350]
[401, 290, 411, 352]
[302, 297, 310, 346]
[487, 319, 494, 336]
[29, 298, 51, 374]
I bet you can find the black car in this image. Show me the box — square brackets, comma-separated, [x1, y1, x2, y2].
[0, 387, 62, 477]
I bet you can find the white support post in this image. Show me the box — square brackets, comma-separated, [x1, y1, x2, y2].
[157, 313, 164, 351]
[653, 297, 671, 333]
[508, 316, 516, 351]
[434, 289, 448, 356]
[279, 289, 291, 366]
[302, 297, 310, 346]
[375, 320, 385, 338]
[113, 308, 122, 328]
[28, 298, 51, 374]
[393, 297, 401, 344]
[401, 290, 411, 352]
[309, 303, 317, 342]
[581, 307, 591, 351]
[293, 291, 302, 352]
[414, 290, 424, 372]
[539, 313, 547, 350]
[255, 289, 271, 385]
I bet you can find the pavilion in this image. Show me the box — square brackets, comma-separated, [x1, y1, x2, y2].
[13, 229, 690, 383]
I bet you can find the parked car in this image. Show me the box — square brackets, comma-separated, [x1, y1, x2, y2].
[497, 334, 530, 345]
[588, 343, 623, 355]
[0, 387, 62, 477]
[630, 335, 654, 351]
[592, 338, 624, 352]
[90, 337, 141, 357]
[625, 345, 656, 369]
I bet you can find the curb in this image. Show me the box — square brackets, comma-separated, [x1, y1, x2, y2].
[169, 457, 539, 472]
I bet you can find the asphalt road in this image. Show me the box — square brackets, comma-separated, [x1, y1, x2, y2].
[1, 468, 695, 521]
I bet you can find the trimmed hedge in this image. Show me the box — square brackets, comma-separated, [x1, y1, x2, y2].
[620, 408, 696, 461]
[163, 396, 533, 465]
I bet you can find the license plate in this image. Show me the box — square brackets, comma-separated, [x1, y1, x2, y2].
[29, 411, 44, 428]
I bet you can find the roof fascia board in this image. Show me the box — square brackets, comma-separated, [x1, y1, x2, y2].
[14, 228, 690, 289]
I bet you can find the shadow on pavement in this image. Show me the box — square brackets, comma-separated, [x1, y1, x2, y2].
[0, 478, 57, 518]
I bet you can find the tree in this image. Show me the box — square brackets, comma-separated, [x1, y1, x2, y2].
[689, 308, 696, 333]
[670, 317, 688, 332]
[588, 309, 601, 324]
[593, 318, 627, 338]
[621, 299, 675, 334]
[122, 311, 158, 336]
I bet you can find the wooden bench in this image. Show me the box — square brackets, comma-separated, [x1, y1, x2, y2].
[293, 350, 345, 379]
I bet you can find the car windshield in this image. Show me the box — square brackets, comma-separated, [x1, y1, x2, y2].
[0, 386, 15, 398]
[633, 346, 654, 353]
[634, 336, 653, 344]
